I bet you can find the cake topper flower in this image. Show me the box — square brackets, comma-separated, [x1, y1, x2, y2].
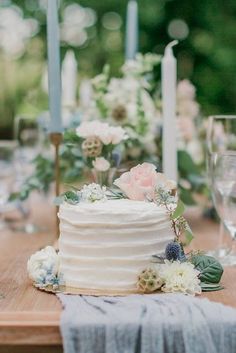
[114, 162, 176, 201]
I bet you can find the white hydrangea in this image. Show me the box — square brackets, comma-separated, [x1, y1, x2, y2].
[80, 183, 107, 203]
[159, 260, 201, 296]
[122, 53, 161, 77]
[27, 246, 59, 283]
[104, 77, 157, 128]
[76, 121, 127, 145]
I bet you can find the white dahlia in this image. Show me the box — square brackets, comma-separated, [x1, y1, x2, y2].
[160, 260, 201, 296]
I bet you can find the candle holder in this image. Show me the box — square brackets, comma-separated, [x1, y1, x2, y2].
[50, 132, 63, 238]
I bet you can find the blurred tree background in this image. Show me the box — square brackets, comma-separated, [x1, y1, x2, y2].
[1, 0, 236, 139]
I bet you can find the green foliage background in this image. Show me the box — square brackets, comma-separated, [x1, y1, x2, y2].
[1, 0, 236, 138]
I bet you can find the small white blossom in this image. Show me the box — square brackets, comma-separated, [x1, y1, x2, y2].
[177, 79, 196, 101]
[27, 246, 59, 283]
[76, 121, 127, 145]
[80, 183, 107, 203]
[159, 260, 201, 296]
[186, 140, 204, 165]
[156, 173, 176, 193]
[122, 53, 161, 77]
[92, 157, 110, 172]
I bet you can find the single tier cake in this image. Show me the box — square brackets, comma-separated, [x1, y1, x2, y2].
[58, 198, 174, 292]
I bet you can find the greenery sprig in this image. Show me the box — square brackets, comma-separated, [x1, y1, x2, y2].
[154, 187, 194, 246]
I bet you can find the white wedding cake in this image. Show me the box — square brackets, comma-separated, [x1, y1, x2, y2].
[27, 163, 179, 294]
[58, 198, 174, 292]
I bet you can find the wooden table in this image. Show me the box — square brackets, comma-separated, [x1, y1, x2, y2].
[0, 203, 235, 352]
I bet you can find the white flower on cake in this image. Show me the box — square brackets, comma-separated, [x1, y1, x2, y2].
[27, 246, 59, 283]
[80, 183, 107, 203]
[76, 121, 127, 145]
[159, 260, 201, 296]
[92, 157, 110, 172]
[114, 162, 176, 201]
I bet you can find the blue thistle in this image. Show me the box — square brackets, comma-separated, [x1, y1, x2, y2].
[165, 241, 182, 261]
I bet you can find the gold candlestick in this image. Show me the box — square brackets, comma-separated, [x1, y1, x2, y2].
[50, 132, 63, 238]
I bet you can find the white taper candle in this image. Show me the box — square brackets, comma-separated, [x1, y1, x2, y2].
[125, 0, 138, 61]
[46, 0, 62, 133]
[62, 50, 77, 108]
[162, 40, 178, 182]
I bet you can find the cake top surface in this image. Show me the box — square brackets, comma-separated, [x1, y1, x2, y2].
[59, 198, 166, 215]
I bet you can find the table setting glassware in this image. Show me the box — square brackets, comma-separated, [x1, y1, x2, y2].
[206, 115, 236, 263]
[11, 116, 45, 233]
[0, 140, 17, 229]
[211, 151, 236, 266]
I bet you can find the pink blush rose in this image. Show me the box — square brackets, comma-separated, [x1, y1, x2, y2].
[114, 163, 159, 201]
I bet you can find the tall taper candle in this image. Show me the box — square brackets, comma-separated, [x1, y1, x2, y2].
[62, 50, 77, 108]
[46, 0, 62, 133]
[162, 40, 178, 182]
[125, 0, 138, 60]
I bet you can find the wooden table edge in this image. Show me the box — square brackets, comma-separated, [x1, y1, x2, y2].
[0, 312, 62, 345]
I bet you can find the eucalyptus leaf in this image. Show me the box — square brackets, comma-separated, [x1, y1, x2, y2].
[179, 187, 196, 206]
[191, 255, 224, 284]
[184, 228, 194, 245]
[64, 190, 80, 205]
[171, 200, 185, 220]
[178, 150, 199, 176]
[200, 282, 224, 292]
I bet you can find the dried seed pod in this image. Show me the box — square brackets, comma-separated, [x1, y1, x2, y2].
[82, 137, 102, 158]
[137, 268, 163, 293]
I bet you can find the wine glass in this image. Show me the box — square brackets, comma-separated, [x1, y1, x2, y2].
[0, 141, 17, 229]
[12, 116, 42, 233]
[206, 115, 236, 258]
[212, 152, 236, 265]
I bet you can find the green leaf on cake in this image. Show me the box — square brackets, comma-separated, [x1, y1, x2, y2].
[200, 282, 224, 292]
[63, 190, 80, 205]
[191, 254, 224, 287]
[184, 227, 194, 245]
[171, 200, 185, 220]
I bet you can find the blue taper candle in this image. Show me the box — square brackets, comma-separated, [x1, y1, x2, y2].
[125, 0, 138, 61]
[46, 0, 63, 133]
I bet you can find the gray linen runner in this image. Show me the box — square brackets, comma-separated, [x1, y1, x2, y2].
[57, 293, 236, 353]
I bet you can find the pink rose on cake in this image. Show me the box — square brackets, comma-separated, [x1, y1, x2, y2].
[114, 163, 176, 201]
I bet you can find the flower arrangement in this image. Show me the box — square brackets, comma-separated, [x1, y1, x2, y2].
[28, 162, 224, 297]
[12, 54, 207, 211]
[80, 55, 207, 205]
[27, 246, 62, 289]
[83, 55, 161, 163]
[76, 120, 128, 184]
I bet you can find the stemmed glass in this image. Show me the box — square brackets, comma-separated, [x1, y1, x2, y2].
[212, 152, 236, 265]
[12, 116, 42, 233]
[206, 115, 236, 259]
[0, 141, 17, 229]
